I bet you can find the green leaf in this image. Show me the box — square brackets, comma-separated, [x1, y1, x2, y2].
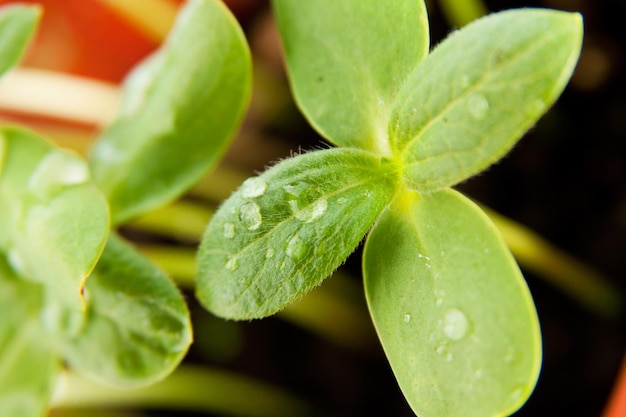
[390, 9, 583, 191]
[0, 255, 59, 417]
[363, 189, 541, 417]
[197, 148, 398, 319]
[0, 126, 110, 311]
[89, 0, 251, 225]
[273, 0, 429, 155]
[0, 4, 40, 77]
[63, 234, 192, 387]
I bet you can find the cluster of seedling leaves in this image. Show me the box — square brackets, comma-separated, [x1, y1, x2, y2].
[196, 0, 583, 416]
[0, 1, 251, 415]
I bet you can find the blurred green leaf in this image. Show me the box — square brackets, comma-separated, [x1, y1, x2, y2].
[90, 0, 252, 225]
[390, 9, 582, 191]
[63, 234, 192, 387]
[273, 0, 429, 154]
[197, 148, 398, 319]
[363, 189, 541, 417]
[0, 126, 109, 312]
[0, 256, 59, 417]
[0, 4, 40, 76]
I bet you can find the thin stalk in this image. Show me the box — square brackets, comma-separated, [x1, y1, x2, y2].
[0, 69, 119, 126]
[96, 0, 178, 44]
[485, 207, 623, 318]
[51, 365, 314, 417]
[437, 0, 488, 27]
[128, 200, 214, 242]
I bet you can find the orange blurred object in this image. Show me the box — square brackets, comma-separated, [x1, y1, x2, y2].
[0, 0, 184, 83]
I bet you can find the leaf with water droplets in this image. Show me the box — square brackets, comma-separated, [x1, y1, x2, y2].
[363, 189, 541, 417]
[0, 127, 110, 312]
[62, 234, 192, 386]
[273, 0, 429, 155]
[89, 0, 251, 225]
[0, 4, 40, 77]
[390, 9, 583, 191]
[0, 255, 59, 417]
[197, 148, 398, 319]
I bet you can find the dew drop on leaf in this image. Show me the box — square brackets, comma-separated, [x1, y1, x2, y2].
[403, 313, 412, 323]
[286, 235, 306, 260]
[225, 255, 239, 271]
[290, 198, 328, 223]
[241, 177, 267, 199]
[443, 308, 469, 341]
[238, 202, 262, 230]
[467, 93, 489, 120]
[223, 222, 235, 239]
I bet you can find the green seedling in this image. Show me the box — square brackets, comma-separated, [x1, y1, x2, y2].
[0, 1, 251, 415]
[196, 1, 583, 416]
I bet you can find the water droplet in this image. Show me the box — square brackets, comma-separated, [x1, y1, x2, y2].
[225, 256, 238, 271]
[403, 314, 412, 323]
[435, 344, 446, 356]
[238, 202, 262, 230]
[265, 248, 275, 258]
[467, 93, 489, 120]
[286, 235, 306, 260]
[284, 181, 328, 223]
[290, 198, 328, 223]
[29, 150, 91, 200]
[223, 222, 235, 239]
[241, 177, 267, 199]
[443, 308, 469, 341]
[337, 197, 348, 204]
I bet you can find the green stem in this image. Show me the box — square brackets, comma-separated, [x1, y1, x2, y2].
[485, 207, 624, 318]
[437, 0, 487, 27]
[51, 365, 314, 417]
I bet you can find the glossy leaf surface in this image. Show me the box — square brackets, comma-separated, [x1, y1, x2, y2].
[0, 256, 59, 417]
[90, 0, 251, 225]
[197, 148, 398, 319]
[63, 234, 192, 387]
[390, 9, 582, 191]
[363, 189, 541, 417]
[273, 0, 429, 154]
[0, 4, 40, 76]
[0, 127, 109, 311]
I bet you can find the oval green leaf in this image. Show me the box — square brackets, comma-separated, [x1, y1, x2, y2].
[0, 4, 40, 77]
[89, 0, 251, 225]
[197, 148, 398, 319]
[0, 126, 110, 311]
[0, 255, 59, 417]
[62, 234, 192, 387]
[390, 9, 583, 191]
[363, 189, 541, 417]
[273, 0, 429, 155]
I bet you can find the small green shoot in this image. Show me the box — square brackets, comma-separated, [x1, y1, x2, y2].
[196, 1, 583, 416]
